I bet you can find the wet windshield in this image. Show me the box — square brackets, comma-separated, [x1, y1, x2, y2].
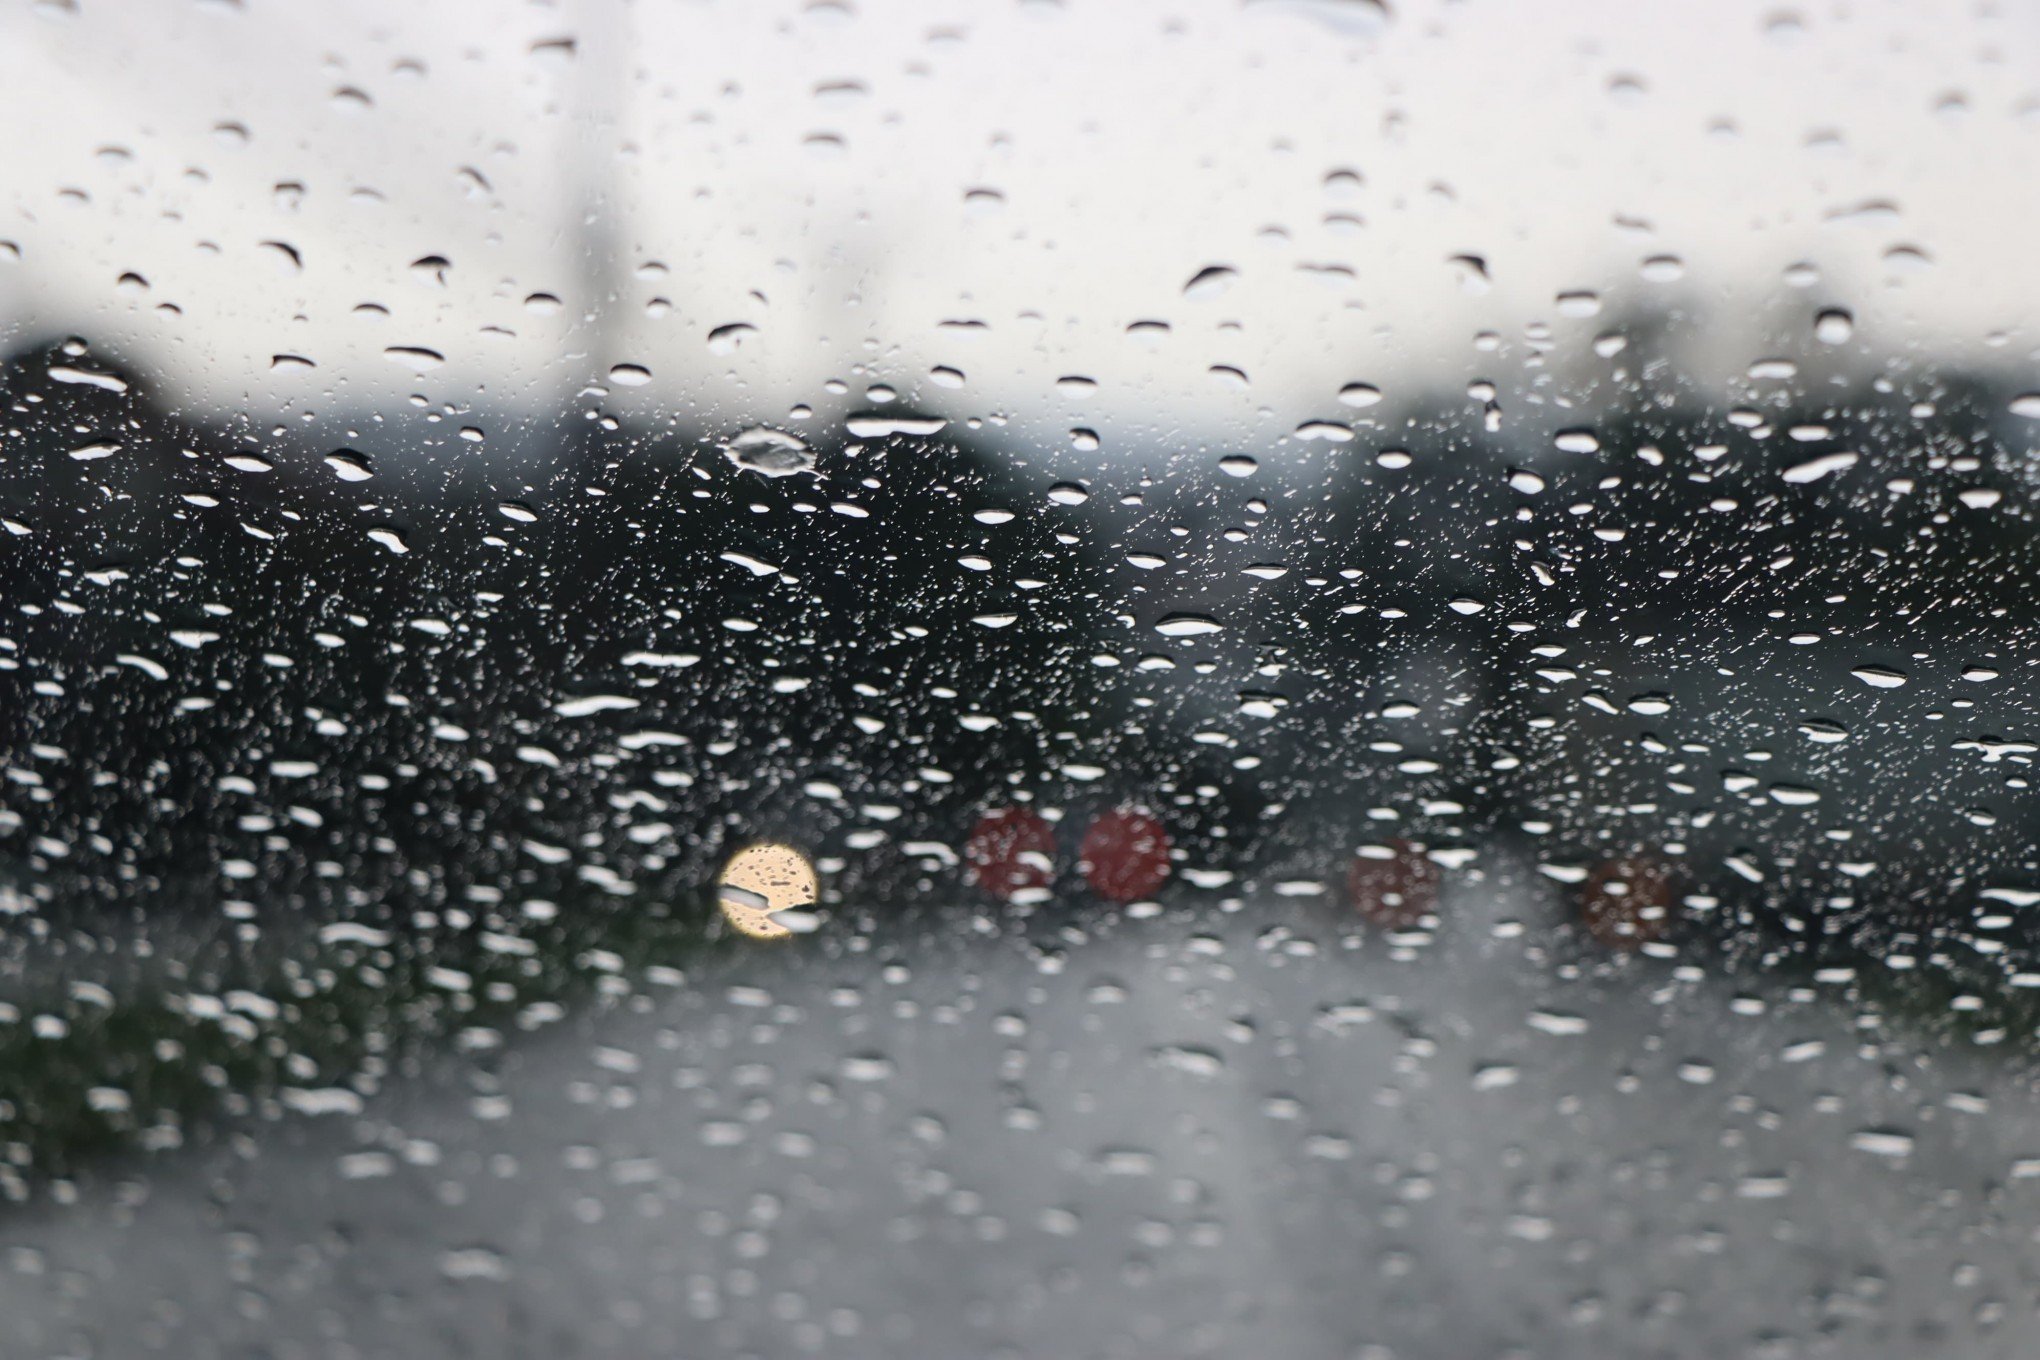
[4, 1, 2040, 1355]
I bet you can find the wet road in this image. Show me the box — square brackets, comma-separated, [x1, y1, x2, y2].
[5, 868, 2037, 1360]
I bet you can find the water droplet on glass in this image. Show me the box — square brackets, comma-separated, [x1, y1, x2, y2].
[724, 427, 815, 478]
[1294, 420, 1353, 443]
[1782, 451, 1858, 483]
[1449, 254, 1490, 292]
[1815, 308, 1854, 343]
[1183, 265, 1237, 300]
[384, 346, 445, 372]
[846, 413, 947, 437]
[1850, 1129, 1915, 1159]
[1155, 613, 1223, 638]
[706, 323, 756, 354]
[1851, 666, 1908, 689]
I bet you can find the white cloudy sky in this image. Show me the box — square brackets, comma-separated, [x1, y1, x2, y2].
[0, 0, 2034, 446]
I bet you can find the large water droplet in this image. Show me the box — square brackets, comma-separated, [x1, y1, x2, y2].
[1851, 666, 1907, 689]
[724, 428, 815, 478]
[325, 451, 373, 481]
[1155, 613, 1223, 637]
[1183, 265, 1237, 299]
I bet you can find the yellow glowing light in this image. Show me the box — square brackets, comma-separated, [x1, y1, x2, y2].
[717, 843, 818, 940]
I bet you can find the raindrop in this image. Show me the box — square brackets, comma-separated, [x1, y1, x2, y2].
[724, 427, 815, 478]
[1882, 244, 1932, 274]
[1782, 451, 1858, 484]
[608, 363, 652, 387]
[384, 346, 445, 372]
[1294, 420, 1353, 442]
[1183, 265, 1238, 299]
[48, 366, 127, 393]
[1850, 666, 1907, 689]
[1849, 1129, 1915, 1159]
[846, 413, 948, 437]
[325, 451, 372, 481]
[554, 695, 639, 718]
[1814, 308, 1854, 343]
[1155, 613, 1223, 637]
[706, 323, 756, 354]
[1449, 254, 1490, 292]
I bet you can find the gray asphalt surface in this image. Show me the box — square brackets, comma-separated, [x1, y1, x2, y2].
[4, 869, 2038, 1360]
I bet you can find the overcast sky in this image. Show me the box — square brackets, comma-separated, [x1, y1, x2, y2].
[1, 0, 2035, 448]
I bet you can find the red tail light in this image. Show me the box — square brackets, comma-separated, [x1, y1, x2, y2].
[1580, 856, 1675, 949]
[1078, 807, 1172, 903]
[1349, 840, 1439, 928]
[964, 807, 1056, 900]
